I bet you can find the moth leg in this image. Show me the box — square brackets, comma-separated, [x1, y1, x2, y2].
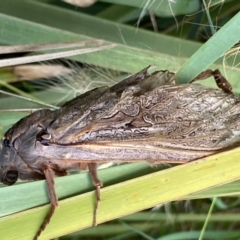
[190, 69, 232, 94]
[34, 164, 58, 240]
[88, 163, 103, 227]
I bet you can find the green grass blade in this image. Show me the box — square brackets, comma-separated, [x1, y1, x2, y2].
[1, 148, 240, 239]
[1, 0, 239, 86]
[100, 0, 200, 17]
[1, 1, 240, 239]
[157, 231, 240, 240]
[0, 163, 158, 217]
[176, 12, 240, 82]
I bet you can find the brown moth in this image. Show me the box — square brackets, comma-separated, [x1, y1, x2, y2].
[0, 66, 238, 239]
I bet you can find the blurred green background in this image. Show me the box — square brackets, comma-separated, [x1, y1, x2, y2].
[0, 0, 240, 240]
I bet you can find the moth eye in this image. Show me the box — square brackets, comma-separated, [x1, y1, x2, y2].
[4, 170, 18, 185]
[3, 139, 12, 148]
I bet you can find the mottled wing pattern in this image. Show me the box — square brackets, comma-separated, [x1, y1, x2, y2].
[48, 69, 240, 154]
[48, 67, 176, 144]
[83, 84, 240, 149]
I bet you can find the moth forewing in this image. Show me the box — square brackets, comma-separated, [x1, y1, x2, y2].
[0, 67, 238, 240]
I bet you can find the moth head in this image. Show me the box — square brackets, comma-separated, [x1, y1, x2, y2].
[0, 109, 57, 185]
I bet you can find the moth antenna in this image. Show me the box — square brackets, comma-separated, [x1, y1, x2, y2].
[91, 182, 102, 227]
[88, 163, 103, 226]
[34, 164, 58, 239]
[212, 69, 233, 94]
[34, 205, 56, 240]
[190, 69, 233, 94]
